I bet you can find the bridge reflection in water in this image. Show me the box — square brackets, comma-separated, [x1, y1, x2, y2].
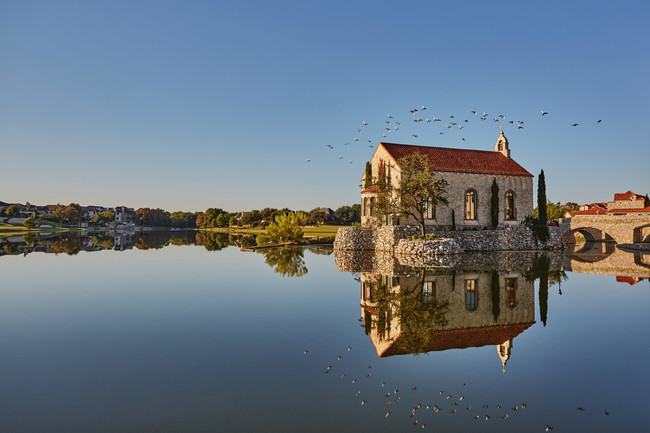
[564, 242, 650, 285]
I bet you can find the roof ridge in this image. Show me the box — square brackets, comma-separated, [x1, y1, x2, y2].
[380, 142, 502, 155]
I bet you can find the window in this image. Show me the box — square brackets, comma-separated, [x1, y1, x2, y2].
[370, 197, 376, 216]
[506, 278, 517, 307]
[363, 198, 369, 217]
[465, 190, 477, 220]
[465, 279, 478, 310]
[423, 281, 435, 304]
[505, 191, 515, 220]
[423, 197, 436, 219]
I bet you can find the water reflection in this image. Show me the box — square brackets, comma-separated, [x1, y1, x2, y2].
[337, 250, 573, 369]
[0, 231, 325, 278]
[256, 247, 308, 277]
[0, 230, 256, 256]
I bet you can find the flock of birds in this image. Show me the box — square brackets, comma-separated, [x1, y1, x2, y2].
[304, 345, 612, 431]
[305, 106, 604, 166]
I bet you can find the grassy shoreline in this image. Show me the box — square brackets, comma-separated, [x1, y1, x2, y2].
[205, 224, 343, 244]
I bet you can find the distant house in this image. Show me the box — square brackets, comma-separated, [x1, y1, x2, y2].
[566, 191, 650, 217]
[361, 130, 533, 228]
[113, 206, 136, 224]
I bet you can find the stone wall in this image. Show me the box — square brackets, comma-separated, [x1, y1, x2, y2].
[334, 224, 564, 254]
[333, 226, 374, 250]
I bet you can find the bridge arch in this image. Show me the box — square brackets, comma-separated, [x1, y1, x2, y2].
[562, 227, 612, 245]
[633, 224, 650, 243]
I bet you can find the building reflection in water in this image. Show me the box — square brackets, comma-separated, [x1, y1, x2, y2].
[335, 250, 573, 372]
[360, 265, 535, 372]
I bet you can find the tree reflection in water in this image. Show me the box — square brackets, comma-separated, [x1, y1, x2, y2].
[524, 254, 568, 327]
[257, 247, 308, 278]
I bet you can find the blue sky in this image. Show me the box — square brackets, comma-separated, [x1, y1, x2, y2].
[1, 0, 648, 212]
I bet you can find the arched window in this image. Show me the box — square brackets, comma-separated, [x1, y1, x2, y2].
[465, 279, 478, 311]
[505, 278, 517, 307]
[505, 191, 516, 221]
[370, 197, 376, 217]
[465, 190, 477, 220]
[363, 198, 369, 217]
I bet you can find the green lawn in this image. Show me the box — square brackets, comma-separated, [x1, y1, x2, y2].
[0, 220, 80, 239]
[212, 224, 344, 238]
[0, 222, 39, 238]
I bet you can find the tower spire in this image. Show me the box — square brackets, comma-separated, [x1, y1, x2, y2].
[495, 128, 510, 158]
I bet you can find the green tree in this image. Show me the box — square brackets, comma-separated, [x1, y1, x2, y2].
[490, 178, 499, 229]
[228, 216, 237, 227]
[6, 204, 21, 217]
[257, 212, 308, 245]
[364, 161, 372, 188]
[537, 170, 549, 241]
[333, 204, 361, 225]
[23, 216, 36, 229]
[53, 203, 82, 225]
[378, 152, 449, 237]
[92, 211, 115, 225]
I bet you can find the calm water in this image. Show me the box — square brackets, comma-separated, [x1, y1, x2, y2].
[1, 232, 649, 432]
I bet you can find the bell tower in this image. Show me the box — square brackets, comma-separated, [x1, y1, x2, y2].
[495, 126, 510, 158]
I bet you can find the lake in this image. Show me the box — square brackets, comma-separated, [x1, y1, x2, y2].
[1, 232, 648, 432]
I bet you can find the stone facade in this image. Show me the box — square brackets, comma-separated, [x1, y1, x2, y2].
[361, 131, 534, 229]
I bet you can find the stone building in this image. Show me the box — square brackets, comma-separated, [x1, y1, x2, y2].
[566, 191, 650, 217]
[360, 130, 534, 229]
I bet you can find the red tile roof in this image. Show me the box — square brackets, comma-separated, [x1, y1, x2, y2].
[361, 185, 379, 193]
[378, 142, 533, 177]
[379, 322, 534, 357]
[567, 207, 608, 216]
[614, 191, 646, 201]
[615, 276, 647, 285]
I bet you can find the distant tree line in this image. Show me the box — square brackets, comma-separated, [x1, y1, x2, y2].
[4, 201, 361, 229]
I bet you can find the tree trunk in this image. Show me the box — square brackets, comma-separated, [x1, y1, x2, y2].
[420, 221, 426, 237]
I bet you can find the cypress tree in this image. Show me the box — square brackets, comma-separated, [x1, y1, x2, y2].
[364, 162, 372, 188]
[490, 178, 499, 229]
[537, 170, 549, 242]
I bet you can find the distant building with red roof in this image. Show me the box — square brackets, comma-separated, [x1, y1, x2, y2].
[361, 130, 533, 228]
[566, 191, 650, 217]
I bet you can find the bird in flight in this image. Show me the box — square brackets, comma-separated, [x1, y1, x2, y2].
[363, 121, 368, 126]
[387, 114, 392, 118]
[597, 119, 602, 123]
[541, 110, 549, 116]
[571, 123, 579, 127]
[412, 134, 418, 139]
[305, 158, 311, 162]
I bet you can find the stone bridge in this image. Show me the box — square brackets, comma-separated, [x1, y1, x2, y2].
[558, 215, 650, 245]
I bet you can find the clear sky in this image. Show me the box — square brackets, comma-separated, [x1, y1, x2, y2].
[1, 0, 648, 212]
